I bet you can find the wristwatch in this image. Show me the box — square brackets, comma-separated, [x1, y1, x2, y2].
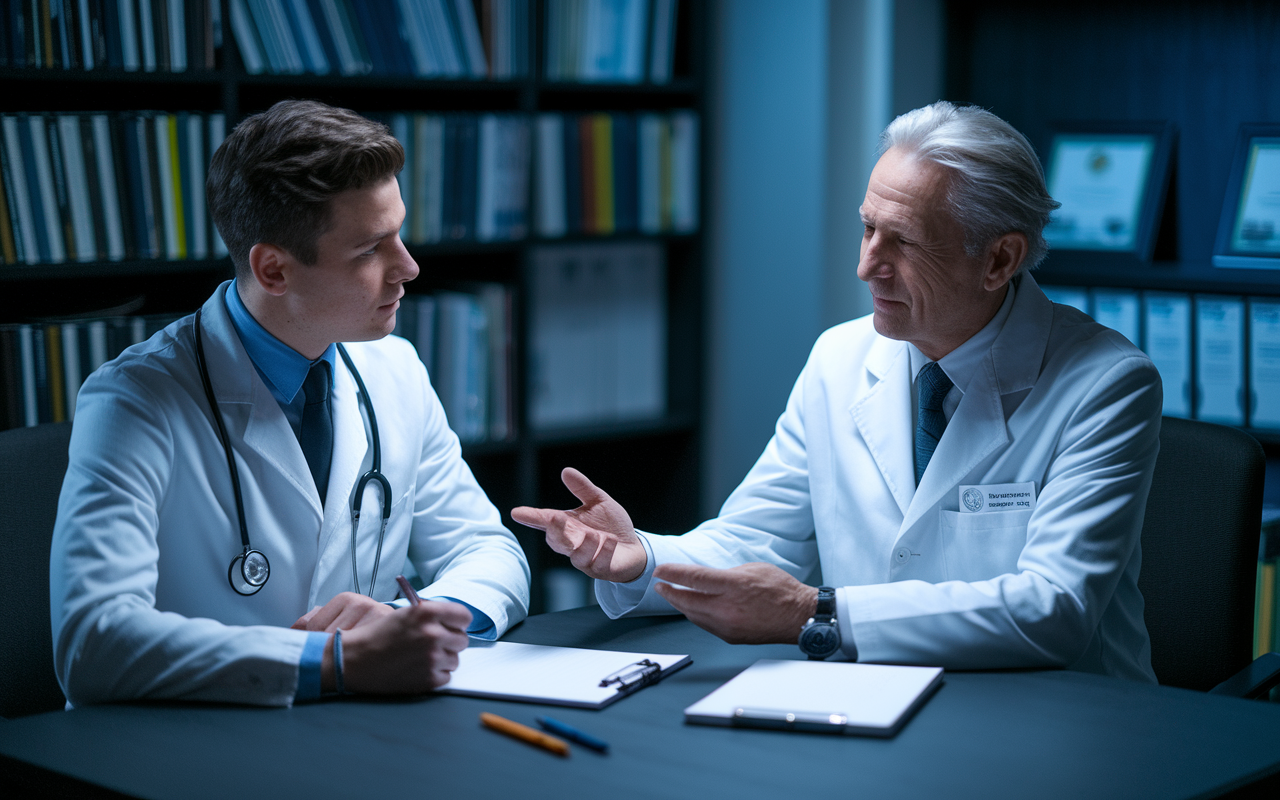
[797, 586, 841, 660]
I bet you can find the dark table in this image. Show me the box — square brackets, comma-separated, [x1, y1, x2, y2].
[3, 607, 1280, 799]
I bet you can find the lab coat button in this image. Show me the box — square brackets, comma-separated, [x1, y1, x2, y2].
[895, 547, 910, 563]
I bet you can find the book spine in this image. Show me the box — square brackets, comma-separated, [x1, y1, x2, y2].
[27, 115, 66, 262]
[578, 114, 594, 234]
[79, 112, 110, 261]
[137, 113, 162, 258]
[136, 0, 154, 71]
[5, 115, 45, 262]
[185, 112, 207, 258]
[43, 114, 77, 260]
[118, 0, 139, 70]
[592, 113, 614, 234]
[58, 114, 98, 261]
[61, 321, 81, 421]
[19, 324, 38, 427]
[153, 114, 179, 258]
[0, 133, 23, 264]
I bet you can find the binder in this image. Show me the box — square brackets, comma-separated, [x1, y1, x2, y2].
[1250, 299, 1280, 430]
[684, 659, 944, 738]
[438, 640, 691, 709]
[1194, 295, 1245, 426]
[1144, 292, 1193, 418]
[1091, 287, 1141, 348]
[1041, 285, 1090, 315]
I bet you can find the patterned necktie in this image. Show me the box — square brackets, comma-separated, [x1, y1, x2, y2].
[300, 359, 334, 504]
[914, 361, 953, 485]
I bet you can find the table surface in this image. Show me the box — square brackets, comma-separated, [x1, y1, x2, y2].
[3, 607, 1280, 800]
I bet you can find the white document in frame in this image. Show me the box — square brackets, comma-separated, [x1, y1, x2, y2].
[684, 660, 944, 738]
[438, 640, 692, 709]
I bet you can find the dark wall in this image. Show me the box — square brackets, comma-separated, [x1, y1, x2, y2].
[945, 0, 1280, 264]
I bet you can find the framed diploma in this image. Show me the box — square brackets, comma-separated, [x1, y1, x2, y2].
[1042, 121, 1174, 263]
[1214, 124, 1280, 270]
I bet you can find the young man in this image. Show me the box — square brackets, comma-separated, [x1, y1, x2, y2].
[50, 100, 529, 706]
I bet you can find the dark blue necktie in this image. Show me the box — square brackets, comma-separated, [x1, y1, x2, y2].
[300, 359, 334, 504]
[914, 361, 953, 485]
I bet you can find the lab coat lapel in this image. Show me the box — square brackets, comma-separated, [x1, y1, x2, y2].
[902, 353, 1007, 533]
[312, 351, 372, 598]
[851, 337, 915, 517]
[899, 273, 1052, 534]
[199, 286, 322, 520]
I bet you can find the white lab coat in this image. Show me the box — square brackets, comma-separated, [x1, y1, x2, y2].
[599, 274, 1162, 682]
[50, 282, 530, 706]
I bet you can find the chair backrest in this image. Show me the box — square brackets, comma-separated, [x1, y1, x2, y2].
[0, 422, 72, 718]
[1138, 416, 1265, 691]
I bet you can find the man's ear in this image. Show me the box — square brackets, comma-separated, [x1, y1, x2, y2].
[983, 231, 1028, 292]
[247, 243, 293, 297]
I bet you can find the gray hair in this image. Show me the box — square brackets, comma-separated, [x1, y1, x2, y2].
[879, 101, 1060, 270]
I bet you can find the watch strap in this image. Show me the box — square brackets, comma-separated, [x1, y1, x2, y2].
[814, 586, 836, 622]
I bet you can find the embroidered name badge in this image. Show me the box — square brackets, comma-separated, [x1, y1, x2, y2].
[959, 482, 1037, 513]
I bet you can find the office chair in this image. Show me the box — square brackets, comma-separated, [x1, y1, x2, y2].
[0, 421, 72, 718]
[1138, 416, 1280, 698]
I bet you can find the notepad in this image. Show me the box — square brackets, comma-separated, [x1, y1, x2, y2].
[438, 640, 692, 708]
[684, 660, 943, 737]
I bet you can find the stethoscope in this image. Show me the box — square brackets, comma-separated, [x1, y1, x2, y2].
[193, 308, 393, 597]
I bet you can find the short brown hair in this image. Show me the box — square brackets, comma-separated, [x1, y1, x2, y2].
[207, 100, 404, 277]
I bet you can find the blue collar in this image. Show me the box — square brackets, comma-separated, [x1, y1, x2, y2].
[224, 281, 336, 409]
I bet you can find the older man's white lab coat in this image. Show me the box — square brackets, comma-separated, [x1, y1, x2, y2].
[51, 283, 530, 706]
[600, 273, 1162, 682]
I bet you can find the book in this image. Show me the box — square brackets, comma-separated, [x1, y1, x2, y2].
[2, 116, 40, 263]
[684, 660, 943, 738]
[535, 114, 567, 237]
[439, 640, 691, 709]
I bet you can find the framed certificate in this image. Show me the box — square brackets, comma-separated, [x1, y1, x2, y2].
[1042, 121, 1174, 263]
[1214, 124, 1280, 270]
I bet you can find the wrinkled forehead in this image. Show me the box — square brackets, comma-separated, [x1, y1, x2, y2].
[860, 148, 959, 235]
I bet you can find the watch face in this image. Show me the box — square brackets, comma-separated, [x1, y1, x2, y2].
[799, 623, 841, 658]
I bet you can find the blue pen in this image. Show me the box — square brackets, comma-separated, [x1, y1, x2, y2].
[535, 716, 610, 753]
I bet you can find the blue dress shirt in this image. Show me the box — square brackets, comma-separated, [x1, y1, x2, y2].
[222, 283, 494, 701]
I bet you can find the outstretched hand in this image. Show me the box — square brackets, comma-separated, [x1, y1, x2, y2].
[511, 467, 648, 583]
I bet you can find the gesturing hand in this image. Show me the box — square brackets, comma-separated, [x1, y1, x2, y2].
[653, 562, 819, 645]
[510, 467, 648, 583]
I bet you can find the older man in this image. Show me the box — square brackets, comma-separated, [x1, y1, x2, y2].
[513, 101, 1163, 682]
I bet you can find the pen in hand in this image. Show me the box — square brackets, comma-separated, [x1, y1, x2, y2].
[396, 574, 422, 606]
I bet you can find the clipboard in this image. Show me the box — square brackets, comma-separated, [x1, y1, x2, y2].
[683, 660, 943, 737]
[438, 640, 692, 709]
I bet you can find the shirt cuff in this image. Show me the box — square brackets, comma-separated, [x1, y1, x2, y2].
[294, 631, 328, 702]
[430, 597, 496, 640]
[834, 587, 861, 662]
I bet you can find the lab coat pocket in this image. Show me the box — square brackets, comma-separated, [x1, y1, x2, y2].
[940, 509, 1034, 582]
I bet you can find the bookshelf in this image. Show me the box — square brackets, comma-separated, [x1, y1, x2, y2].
[944, 0, 1280, 447]
[0, 0, 709, 614]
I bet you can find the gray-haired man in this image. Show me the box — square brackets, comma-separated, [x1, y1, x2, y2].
[513, 101, 1163, 682]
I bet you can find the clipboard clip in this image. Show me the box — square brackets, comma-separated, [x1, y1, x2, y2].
[599, 659, 661, 690]
[732, 707, 850, 731]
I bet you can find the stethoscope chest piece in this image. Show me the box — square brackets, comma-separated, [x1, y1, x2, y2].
[229, 548, 271, 595]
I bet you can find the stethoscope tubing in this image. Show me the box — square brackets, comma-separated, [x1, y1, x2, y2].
[193, 307, 392, 597]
